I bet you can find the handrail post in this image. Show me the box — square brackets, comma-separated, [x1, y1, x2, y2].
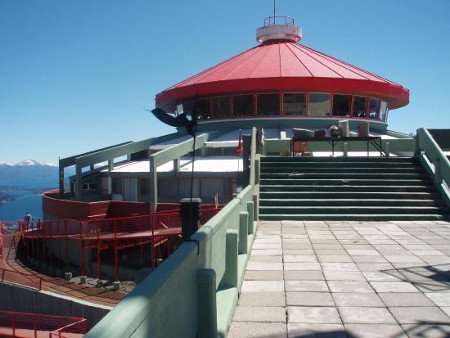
[246, 201, 255, 235]
[223, 230, 238, 288]
[238, 212, 249, 254]
[197, 268, 217, 338]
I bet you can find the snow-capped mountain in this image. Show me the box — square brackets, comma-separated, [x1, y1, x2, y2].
[0, 159, 56, 167]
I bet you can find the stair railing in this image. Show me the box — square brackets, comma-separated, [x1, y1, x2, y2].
[416, 128, 450, 211]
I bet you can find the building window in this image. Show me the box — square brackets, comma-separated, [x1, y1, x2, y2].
[332, 94, 352, 116]
[379, 101, 388, 121]
[139, 178, 148, 196]
[257, 93, 280, 116]
[283, 93, 306, 115]
[233, 95, 254, 117]
[112, 178, 122, 194]
[183, 99, 211, 120]
[82, 183, 99, 190]
[369, 98, 380, 119]
[212, 97, 230, 119]
[308, 93, 330, 116]
[353, 96, 367, 118]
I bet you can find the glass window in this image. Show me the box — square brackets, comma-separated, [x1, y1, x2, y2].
[308, 93, 330, 116]
[283, 93, 306, 115]
[183, 99, 211, 120]
[258, 93, 280, 116]
[139, 178, 148, 196]
[379, 101, 388, 121]
[332, 94, 352, 116]
[112, 178, 122, 194]
[369, 98, 380, 119]
[233, 95, 254, 117]
[353, 96, 367, 118]
[212, 97, 230, 119]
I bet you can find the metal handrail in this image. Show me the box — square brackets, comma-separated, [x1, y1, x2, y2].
[263, 15, 295, 26]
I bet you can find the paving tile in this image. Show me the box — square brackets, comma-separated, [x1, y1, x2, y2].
[339, 307, 396, 324]
[362, 271, 403, 281]
[233, 306, 286, 322]
[227, 322, 287, 338]
[284, 262, 321, 271]
[383, 255, 424, 263]
[285, 280, 328, 292]
[355, 262, 394, 271]
[317, 255, 353, 263]
[350, 255, 388, 263]
[332, 293, 384, 307]
[238, 292, 285, 307]
[426, 293, 450, 307]
[283, 249, 314, 255]
[241, 280, 284, 293]
[249, 255, 282, 263]
[379, 292, 435, 307]
[286, 292, 335, 306]
[345, 324, 405, 338]
[283, 255, 318, 263]
[246, 261, 283, 271]
[320, 263, 359, 272]
[244, 270, 284, 280]
[283, 270, 324, 281]
[323, 271, 365, 281]
[288, 306, 341, 324]
[389, 306, 450, 324]
[288, 323, 346, 338]
[370, 281, 419, 293]
[251, 243, 281, 250]
[250, 249, 282, 256]
[328, 281, 374, 293]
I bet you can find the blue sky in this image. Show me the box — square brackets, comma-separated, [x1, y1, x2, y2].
[1, 0, 449, 163]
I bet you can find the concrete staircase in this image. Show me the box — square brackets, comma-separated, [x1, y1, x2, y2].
[259, 156, 447, 221]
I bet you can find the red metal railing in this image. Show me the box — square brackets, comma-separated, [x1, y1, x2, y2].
[0, 310, 87, 338]
[0, 268, 42, 291]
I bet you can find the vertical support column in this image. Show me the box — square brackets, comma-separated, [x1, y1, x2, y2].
[247, 201, 254, 235]
[222, 230, 238, 288]
[385, 141, 390, 157]
[253, 194, 259, 223]
[75, 164, 83, 201]
[58, 161, 64, 196]
[198, 268, 218, 338]
[434, 158, 442, 186]
[174, 158, 181, 172]
[239, 212, 249, 254]
[343, 142, 348, 157]
[108, 159, 114, 171]
[254, 157, 260, 184]
[149, 157, 158, 212]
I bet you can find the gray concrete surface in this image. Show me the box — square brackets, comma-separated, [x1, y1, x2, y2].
[228, 220, 450, 338]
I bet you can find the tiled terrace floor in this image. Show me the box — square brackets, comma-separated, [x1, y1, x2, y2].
[229, 220, 450, 338]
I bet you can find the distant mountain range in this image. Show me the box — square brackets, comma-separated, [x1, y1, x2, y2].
[0, 159, 56, 167]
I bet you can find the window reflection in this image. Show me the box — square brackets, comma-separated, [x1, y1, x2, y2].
[353, 96, 367, 118]
[379, 101, 388, 121]
[283, 93, 306, 115]
[332, 95, 352, 116]
[369, 98, 379, 119]
[258, 93, 280, 116]
[309, 93, 330, 116]
[233, 95, 254, 117]
[213, 97, 231, 119]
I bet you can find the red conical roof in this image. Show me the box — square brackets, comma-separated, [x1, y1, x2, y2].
[156, 40, 409, 109]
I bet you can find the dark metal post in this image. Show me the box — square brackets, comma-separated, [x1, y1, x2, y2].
[179, 198, 202, 240]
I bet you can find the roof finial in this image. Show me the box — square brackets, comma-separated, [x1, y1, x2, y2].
[273, 0, 276, 20]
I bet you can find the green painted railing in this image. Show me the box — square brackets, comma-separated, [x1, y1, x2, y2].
[86, 128, 260, 338]
[416, 128, 450, 209]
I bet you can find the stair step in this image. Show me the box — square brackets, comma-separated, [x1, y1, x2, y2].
[259, 192, 439, 199]
[260, 167, 421, 174]
[261, 156, 416, 163]
[259, 199, 440, 207]
[260, 173, 426, 179]
[259, 179, 432, 186]
[259, 214, 445, 221]
[260, 161, 417, 168]
[260, 185, 434, 192]
[259, 206, 443, 215]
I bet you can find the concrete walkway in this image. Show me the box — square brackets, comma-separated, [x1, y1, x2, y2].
[228, 220, 450, 338]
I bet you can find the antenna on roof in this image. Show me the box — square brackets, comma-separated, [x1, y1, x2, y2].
[273, 0, 276, 19]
